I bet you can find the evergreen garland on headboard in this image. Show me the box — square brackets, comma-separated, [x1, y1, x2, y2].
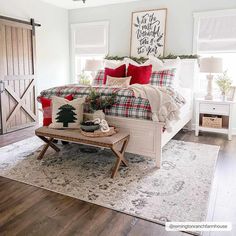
[105, 54, 199, 64]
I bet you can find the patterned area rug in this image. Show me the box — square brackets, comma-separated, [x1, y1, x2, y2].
[0, 137, 219, 234]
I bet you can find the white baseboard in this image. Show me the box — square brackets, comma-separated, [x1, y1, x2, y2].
[233, 128, 236, 135]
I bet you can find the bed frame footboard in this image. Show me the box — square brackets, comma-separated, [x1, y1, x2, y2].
[84, 114, 164, 168]
[106, 116, 164, 168]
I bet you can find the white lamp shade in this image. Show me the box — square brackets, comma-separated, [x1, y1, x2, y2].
[84, 59, 103, 71]
[200, 57, 223, 73]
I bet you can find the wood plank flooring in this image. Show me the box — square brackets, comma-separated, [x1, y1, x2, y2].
[0, 127, 235, 236]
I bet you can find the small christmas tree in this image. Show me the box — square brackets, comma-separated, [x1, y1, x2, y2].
[56, 104, 77, 127]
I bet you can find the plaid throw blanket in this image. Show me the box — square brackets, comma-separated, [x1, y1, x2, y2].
[38, 85, 185, 121]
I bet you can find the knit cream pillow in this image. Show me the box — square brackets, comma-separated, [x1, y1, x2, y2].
[49, 96, 85, 129]
[106, 76, 131, 88]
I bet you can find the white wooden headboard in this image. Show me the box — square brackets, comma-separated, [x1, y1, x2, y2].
[164, 59, 199, 92]
[104, 58, 199, 92]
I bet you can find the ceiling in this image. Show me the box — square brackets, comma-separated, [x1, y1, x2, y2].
[40, 0, 141, 9]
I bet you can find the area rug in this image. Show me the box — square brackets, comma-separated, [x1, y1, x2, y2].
[0, 137, 219, 234]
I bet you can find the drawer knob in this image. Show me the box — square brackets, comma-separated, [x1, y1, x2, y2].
[213, 107, 215, 110]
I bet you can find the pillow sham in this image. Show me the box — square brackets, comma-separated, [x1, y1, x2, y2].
[146, 56, 181, 71]
[127, 64, 152, 85]
[40, 94, 73, 126]
[163, 57, 181, 89]
[124, 57, 150, 67]
[148, 56, 181, 89]
[150, 68, 177, 88]
[104, 59, 124, 69]
[93, 70, 105, 86]
[49, 96, 85, 129]
[163, 57, 181, 69]
[104, 64, 126, 84]
[145, 56, 163, 71]
[106, 76, 131, 88]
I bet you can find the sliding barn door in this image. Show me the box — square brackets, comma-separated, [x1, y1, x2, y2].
[0, 19, 37, 134]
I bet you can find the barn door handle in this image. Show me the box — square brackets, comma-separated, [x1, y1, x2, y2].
[0, 80, 5, 94]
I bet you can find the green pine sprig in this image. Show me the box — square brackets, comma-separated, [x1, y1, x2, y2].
[104, 54, 199, 64]
[85, 89, 117, 111]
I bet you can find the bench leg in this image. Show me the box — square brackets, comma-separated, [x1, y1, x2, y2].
[37, 136, 60, 160]
[110, 136, 129, 178]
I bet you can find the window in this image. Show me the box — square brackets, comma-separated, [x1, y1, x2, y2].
[193, 9, 236, 97]
[193, 9, 236, 54]
[71, 21, 109, 83]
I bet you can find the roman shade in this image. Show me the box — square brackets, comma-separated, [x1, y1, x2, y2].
[194, 10, 236, 53]
[71, 21, 109, 55]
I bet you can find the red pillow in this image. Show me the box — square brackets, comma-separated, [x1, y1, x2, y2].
[104, 64, 126, 84]
[127, 64, 152, 85]
[40, 94, 73, 126]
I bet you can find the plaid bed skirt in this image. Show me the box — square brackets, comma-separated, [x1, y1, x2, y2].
[38, 85, 153, 120]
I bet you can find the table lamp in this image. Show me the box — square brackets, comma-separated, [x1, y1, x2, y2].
[84, 59, 103, 79]
[200, 57, 223, 100]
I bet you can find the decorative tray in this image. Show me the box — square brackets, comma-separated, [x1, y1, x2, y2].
[81, 127, 118, 137]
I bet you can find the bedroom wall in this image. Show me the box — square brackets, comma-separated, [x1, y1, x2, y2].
[69, 0, 236, 56]
[0, 0, 70, 93]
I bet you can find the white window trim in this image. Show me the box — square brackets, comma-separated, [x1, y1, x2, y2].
[192, 9, 236, 54]
[70, 21, 109, 83]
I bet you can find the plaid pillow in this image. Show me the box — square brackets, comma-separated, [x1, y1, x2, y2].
[93, 70, 105, 86]
[150, 68, 177, 87]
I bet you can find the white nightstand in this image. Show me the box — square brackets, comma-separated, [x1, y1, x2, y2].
[195, 98, 235, 140]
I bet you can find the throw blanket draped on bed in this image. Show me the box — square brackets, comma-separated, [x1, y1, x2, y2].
[129, 84, 185, 131]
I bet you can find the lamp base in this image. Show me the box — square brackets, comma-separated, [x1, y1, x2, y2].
[205, 74, 214, 100]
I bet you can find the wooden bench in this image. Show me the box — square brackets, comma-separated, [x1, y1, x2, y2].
[35, 127, 130, 178]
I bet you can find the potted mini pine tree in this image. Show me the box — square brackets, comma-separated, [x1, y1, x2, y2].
[216, 71, 232, 101]
[85, 89, 117, 120]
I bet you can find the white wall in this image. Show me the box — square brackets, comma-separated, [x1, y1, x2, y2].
[0, 0, 70, 93]
[69, 0, 236, 56]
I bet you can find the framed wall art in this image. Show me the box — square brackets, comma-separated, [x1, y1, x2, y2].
[130, 8, 167, 57]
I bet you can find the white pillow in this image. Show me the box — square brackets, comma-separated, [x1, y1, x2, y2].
[124, 57, 151, 67]
[104, 59, 125, 69]
[164, 57, 182, 89]
[163, 57, 181, 69]
[146, 56, 164, 71]
[146, 56, 181, 71]
[105, 57, 157, 67]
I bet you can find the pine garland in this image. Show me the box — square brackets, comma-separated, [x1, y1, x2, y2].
[105, 54, 199, 64]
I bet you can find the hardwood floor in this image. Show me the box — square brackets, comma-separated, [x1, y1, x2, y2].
[0, 127, 235, 236]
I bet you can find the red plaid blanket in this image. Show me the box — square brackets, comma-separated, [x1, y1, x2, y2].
[38, 85, 183, 120]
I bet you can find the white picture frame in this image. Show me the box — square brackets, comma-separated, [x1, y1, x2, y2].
[130, 8, 167, 57]
[227, 86, 236, 101]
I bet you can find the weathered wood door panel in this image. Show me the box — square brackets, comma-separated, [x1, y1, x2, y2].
[0, 19, 37, 134]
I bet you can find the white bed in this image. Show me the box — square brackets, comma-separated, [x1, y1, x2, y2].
[101, 59, 199, 168]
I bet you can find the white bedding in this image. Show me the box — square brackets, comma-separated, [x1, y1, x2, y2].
[171, 88, 193, 131]
[178, 88, 193, 115]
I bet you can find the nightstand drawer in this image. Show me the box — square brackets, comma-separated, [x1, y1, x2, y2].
[199, 103, 230, 115]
